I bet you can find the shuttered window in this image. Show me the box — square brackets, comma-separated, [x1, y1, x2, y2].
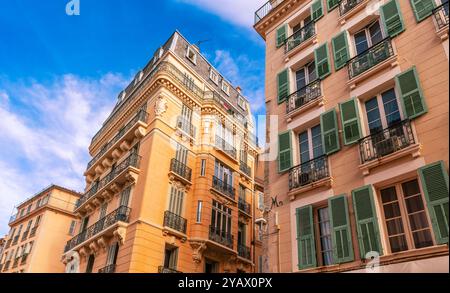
[278, 131, 292, 172]
[315, 43, 331, 79]
[277, 69, 290, 103]
[276, 25, 287, 48]
[339, 98, 362, 145]
[311, 0, 324, 21]
[296, 206, 317, 269]
[380, 0, 405, 38]
[320, 109, 340, 155]
[329, 195, 354, 263]
[396, 66, 427, 119]
[327, 0, 340, 11]
[352, 185, 383, 258]
[168, 186, 185, 216]
[410, 0, 436, 22]
[418, 161, 449, 244]
[332, 31, 350, 70]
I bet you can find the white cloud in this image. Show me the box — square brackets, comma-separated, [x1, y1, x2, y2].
[178, 0, 265, 28]
[0, 73, 129, 235]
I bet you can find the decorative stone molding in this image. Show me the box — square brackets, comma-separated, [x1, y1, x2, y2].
[97, 237, 107, 252]
[79, 247, 89, 259]
[112, 148, 122, 160]
[109, 183, 121, 195]
[94, 165, 104, 176]
[190, 241, 207, 264]
[92, 198, 101, 207]
[125, 171, 139, 185]
[155, 96, 168, 117]
[113, 227, 127, 245]
[102, 158, 112, 169]
[135, 126, 147, 139]
[89, 241, 99, 256]
[120, 140, 131, 152]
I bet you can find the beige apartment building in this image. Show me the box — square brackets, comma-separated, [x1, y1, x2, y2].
[61, 31, 263, 273]
[255, 0, 448, 272]
[0, 185, 80, 273]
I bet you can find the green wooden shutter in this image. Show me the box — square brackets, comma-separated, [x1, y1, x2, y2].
[320, 109, 340, 155]
[315, 43, 331, 79]
[277, 69, 290, 104]
[352, 185, 383, 259]
[311, 0, 324, 21]
[278, 131, 292, 172]
[327, 0, 340, 11]
[396, 66, 428, 119]
[410, 0, 436, 22]
[418, 161, 449, 244]
[339, 97, 362, 145]
[276, 24, 287, 48]
[329, 195, 354, 263]
[332, 31, 350, 70]
[296, 206, 317, 269]
[380, 0, 405, 37]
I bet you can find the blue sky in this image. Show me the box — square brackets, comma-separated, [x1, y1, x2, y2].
[0, 0, 266, 235]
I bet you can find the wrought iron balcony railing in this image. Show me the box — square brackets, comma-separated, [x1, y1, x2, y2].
[286, 79, 321, 114]
[176, 116, 196, 138]
[209, 225, 233, 249]
[239, 161, 252, 177]
[30, 226, 38, 237]
[255, 0, 284, 24]
[238, 244, 251, 260]
[215, 135, 237, 159]
[285, 21, 315, 53]
[87, 110, 148, 171]
[12, 258, 19, 268]
[64, 206, 131, 253]
[158, 266, 182, 273]
[212, 176, 236, 200]
[21, 230, 29, 242]
[238, 198, 251, 215]
[339, 0, 365, 16]
[12, 235, 19, 246]
[359, 119, 415, 164]
[163, 211, 187, 234]
[347, 38, 394, 79]
[98, 264, 116, 273]
[289, 155, 330, 191]
[76, 153, 141, 209]
[433, 2, 449, 30]
[170, 158, 192, 182]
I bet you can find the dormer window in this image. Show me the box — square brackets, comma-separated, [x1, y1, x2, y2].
[186, 46, 197, 65]
[221, 81, 230, 96]
[118, 91, 126, 102]
[237, 95, 246, 110]
[210, 69, 219, 85]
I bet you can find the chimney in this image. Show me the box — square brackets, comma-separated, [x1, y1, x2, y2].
[236, 86, 242, 93]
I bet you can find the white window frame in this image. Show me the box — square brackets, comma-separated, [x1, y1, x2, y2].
[297, 124, 323, 164]
[221, 80, 230, 96]
[209, 69, 219, 85]
[237, 95, 246, 110]
[186, 46, 197, 65]
[352, 20, 385, 56]
[200, 159, 206, 177]
[196, 200, 203, 223]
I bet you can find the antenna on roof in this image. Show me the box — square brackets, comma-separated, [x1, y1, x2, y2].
[195, 39, 210, 49]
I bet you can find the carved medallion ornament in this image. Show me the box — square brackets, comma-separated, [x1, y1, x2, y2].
[155, 96, 168, 117]
[189, 241, 207, 264]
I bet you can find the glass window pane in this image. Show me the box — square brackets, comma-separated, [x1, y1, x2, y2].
[386, 218, 405, 235]
[318, 207, 333, 266]
[401, 180, 420, 198]
[408, 212, 430, 231]
[369, 21, 383, 45]
[382, 89, 401, 127]
[299, 131, 310, 163]
[308, 61, 317, 82]
[412, 230, 434, 249]
[311, 125, 323, 158]
[296, 68, 306, 90]
[405, 195, 425, 214]
[354, 31, 369, 55]
[381, 187, 398, 203]
[365, 97, 383, 134]
[389, 235, 408, 253]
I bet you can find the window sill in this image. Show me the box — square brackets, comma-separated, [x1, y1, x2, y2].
[284, 35, 318, 62]
[435, 24, 449, 41]
[162, 226, 188, 243]
[359, 143, 422, 176]
[338, 0, 371, 25]
[286, 96, 324, 123]
[288, 176, 333, 201]
[347, 54, 399, 90]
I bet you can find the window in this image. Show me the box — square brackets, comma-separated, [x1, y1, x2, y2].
[99, 203, 108, 220]
[183, 73, 195, 91]
[237, 95, 246, 110]
[26, 205, 31, 214]
[186, 46, 197, 64]
[196, 201, 203, 223]
[204, 258, 219, 273]
[163, 245, 179, 270]
[120, 186, 131, 207]
[19, 209, 24, 217]
[258, 192, 265, 211]
[68, 220, 76, 236]
[295, 61, 317, 92]
[200, 159, 206, 177]
[80, 216, 89, 232]
[17, 225, 23, 237]
[379, 179, 434, 253]
[168, 185, 185, 216]
[292, 15, 312, 34]
[106, 243, 119, 266]
[216, 121, 235, 148]
[238, 185, 246, 201]
[238, 222, 247, 246]
[211, 200, 232, 235]
[25, 220, 32, 232]
[364, 88, 402, 135]
[298, 125, 324, 164]
[214, 160, 233, 187]
[85, 254, 95, 273]
[35, 199, 41, 209]
[210, 69, 219, 84]
[221, 81, 230, 96]
[315, 207, 333, 266]
[353, 21, 384, 55]
[258, 255, 263, 273]
[175, 143, 189, 166]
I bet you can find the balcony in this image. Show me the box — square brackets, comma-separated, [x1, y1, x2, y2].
[209, 225, 233, 249]
[176, 116, 196, 138]
[433, 2, 449, 40]
[215, 135, 237, 160]
[239, 161, 252, 178]
[203, 91, 247, 128]
[169, 158, 192, 183]
[76, 153, 141, 211]
[30, 226, 38, 237]
[86, 110, 148, 177]
[12, 235, 19, 246]
[285, 21, 316, 54]
[64, 206, 131, 253]
[359, 120, 420, 174]
[238, 244, 251, 260]
[163, 211, 187, 234]
[347, 38, 395, 81]
[238, 198, 251, 215]
[21, 230, 29, 242]
[288, 156, 331, 195]
[158, 266, 182, 273]
[254, 0, 284, 24]
[212, 176, 236, 201]
[98, 264, 116, 273]
[286, 79, 322, 116]
[339, 0, 365, 16]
